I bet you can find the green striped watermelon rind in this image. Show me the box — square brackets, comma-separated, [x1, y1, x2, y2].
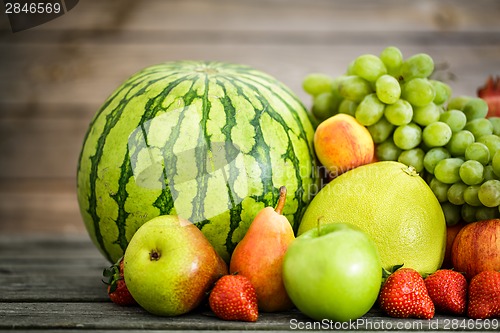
[77, 61, 319, 263]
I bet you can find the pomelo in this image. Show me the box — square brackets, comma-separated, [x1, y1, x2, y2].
[298, 161, 446, 274]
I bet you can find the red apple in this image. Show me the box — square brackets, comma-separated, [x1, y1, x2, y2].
[451, 219, 500, 280]
[441, 221, 466, 269]
[477, 76, 500, 117]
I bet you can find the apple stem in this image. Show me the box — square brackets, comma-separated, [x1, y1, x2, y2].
[150, 249, 161, 261]
[316, 216, 323, 236]
[274, 186, 287, 215]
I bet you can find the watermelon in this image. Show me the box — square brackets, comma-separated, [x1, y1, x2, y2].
[77, 61, 319, 263]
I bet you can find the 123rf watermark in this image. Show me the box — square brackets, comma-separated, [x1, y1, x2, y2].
[290, 318, 499, 331]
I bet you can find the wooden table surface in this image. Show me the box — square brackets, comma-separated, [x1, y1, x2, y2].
[1, 0, 500, 331]
[2, 235, 498, 332]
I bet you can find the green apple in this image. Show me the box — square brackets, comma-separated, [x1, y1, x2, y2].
[283, 223, 382, 322]
[123, 215, 227, 316]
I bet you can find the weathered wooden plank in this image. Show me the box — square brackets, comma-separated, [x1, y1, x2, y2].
[2, 0, 499, 33]
[0, 236, 107, 301]
[0, 303, 302, 330]
[0, 234, 100, 259]
[0, 44, 498, 108]
[0, 190, 84, 235]
[0, 180, 85, 235]
[1, 302, 495, 331]
[0, 302, 488, 331]
[0, 117, 87, 179]
[0, 261, 109, 302]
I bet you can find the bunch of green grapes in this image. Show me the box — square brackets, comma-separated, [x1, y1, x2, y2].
[303, 46, 500, 226]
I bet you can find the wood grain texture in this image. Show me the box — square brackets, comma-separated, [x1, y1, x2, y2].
[0, 236, 493, 331]
[0, 0, 499, 236]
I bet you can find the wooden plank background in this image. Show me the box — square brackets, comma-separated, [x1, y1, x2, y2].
[0, 0, 499, 237]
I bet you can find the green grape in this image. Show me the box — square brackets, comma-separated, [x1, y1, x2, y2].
[355, 93, 385, 126]
[384, 99, 413, 126]
[441, 202, 462, 226]
[393, 123, 422, 150]
[352, 54, 387, 82]
[346, 60, 356, 75]
[430, 177, 450, 202]
[302, 73, 333, 96]
[311, 92, 340, 121]
[412, 103, 441, 126]
[461, 204, 477, 223]
[419, 140, 432, 153]
[430, 80, 452, 106]
[331, 74, 347, 90]
[338, 75, 373, 103]
[379, 46, 403, 77]
[447, 181, 467, 205]
[375, 138, 401, 161]
[375, 75, 400, 104]
[434, 158, 464, 184]
[447, 95, 471, 111]
[477, 134, 500, 157]
[423, 147, 451, 174]
[464, 118, 493, 139]
[423, 170, 434, 184]
[459, 160, 484, 185]
[492, 150, 500, 177]
[478, 179, 500, 207]
[476, 206, 500, 221]
[398, 148, 425, 172]
[489, 117, 500, 136]
[401, 53, 434, 80]
[464, 185, 482, 206]
[439, 109, 467, 133]
[402, 78, 436, 107]
[446, 130, 475, 157]
[367, 117, 395, 143]
[422, 121, 452, 147]
[338, 99, 358, 117]
[484, 165, 497, 181]
[465, 142, 490, 165]
[462, 97, 489, 121]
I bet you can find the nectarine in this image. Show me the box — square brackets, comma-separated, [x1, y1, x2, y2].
[314, 114, 374, 178]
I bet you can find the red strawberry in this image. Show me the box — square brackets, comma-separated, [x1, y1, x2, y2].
[477, 76, 500, 117]
[103, 257, 136, 306]
[379, 267, 435, 319]
[467, 270, 500, 319]
[424, 269, 467, 315]
[209, 274, 258, 322]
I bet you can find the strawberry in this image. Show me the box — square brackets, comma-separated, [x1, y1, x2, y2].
[424, 269, 467, 315]
[209, 274, 258, 322]
[379, 267, 435, 319]
[467, 270, 500, 319]
[103, 257, 136, 306]
[477, 76, 500, 117]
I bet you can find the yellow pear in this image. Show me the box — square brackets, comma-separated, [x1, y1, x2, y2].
[229, 186, 295, 312]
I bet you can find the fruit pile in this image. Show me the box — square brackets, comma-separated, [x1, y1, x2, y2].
[80, 54, 500, 324]
[104, 186, 296, 322]
[303, 46, 500, 226]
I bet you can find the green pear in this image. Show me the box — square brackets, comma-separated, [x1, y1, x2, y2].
[123, 215, 227, 316]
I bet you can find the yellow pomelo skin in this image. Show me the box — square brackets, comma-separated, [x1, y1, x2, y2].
[298, 161, 446, 275]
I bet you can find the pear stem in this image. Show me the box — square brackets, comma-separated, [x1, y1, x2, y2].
[274, 186, 287, 215]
